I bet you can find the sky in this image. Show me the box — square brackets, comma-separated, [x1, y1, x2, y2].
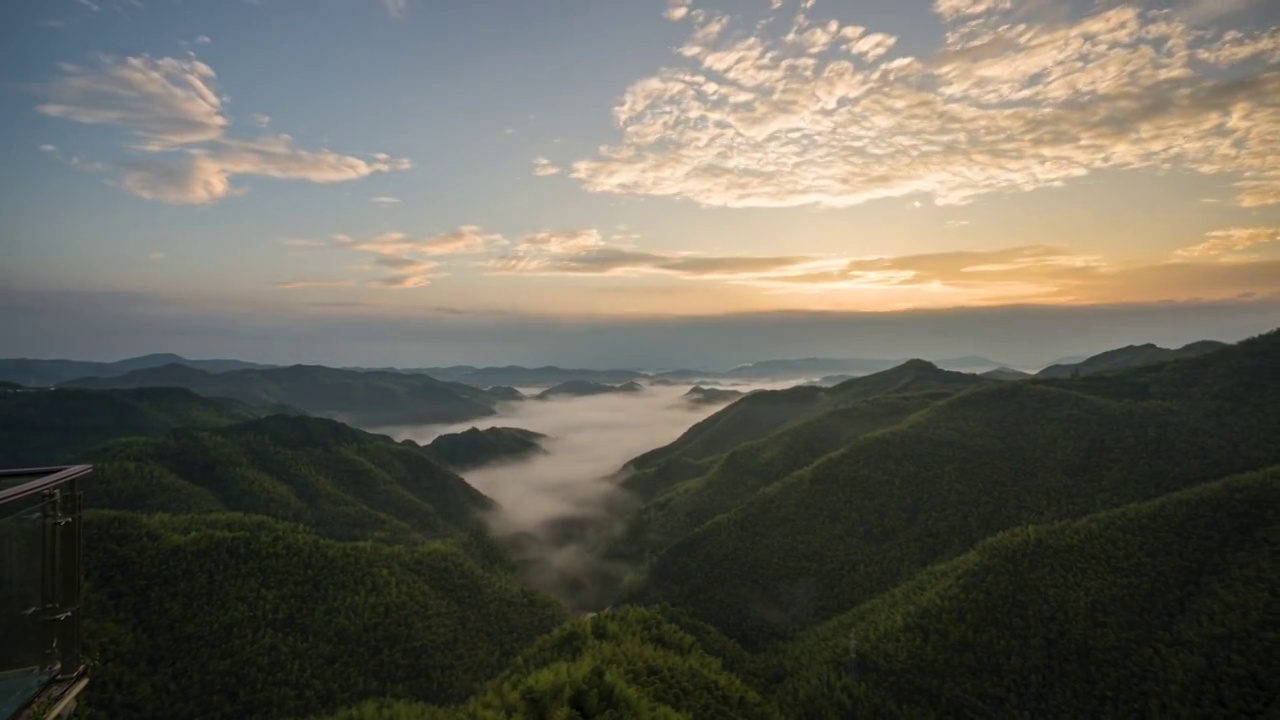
[1, 0, 1278, 367]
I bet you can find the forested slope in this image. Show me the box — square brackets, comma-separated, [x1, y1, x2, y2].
[83, 511, 567, 720]
[81, 415, 493, 543]
[0, 386, 263, 467]
[627, 331, 1280, 647]
[765, 466, 1280, 718]
[621, 361, 986, 498]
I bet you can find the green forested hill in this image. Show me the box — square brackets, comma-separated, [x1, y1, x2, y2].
[311, 468, 1278, 719]
[0, 386, 265, 467]
[82, 415, 493, 543]
[624, 331, 1280, 647]
[82, 511, 568, 720]
[426, 426, 547, 470]
[62, 363, 501, 426]
[623, 360, 986, 485]
[614, 393, 945, 559]
[765, 466, 1280, 718]
[1035, 339, 1227, 378]
[312, 606, 777, 720]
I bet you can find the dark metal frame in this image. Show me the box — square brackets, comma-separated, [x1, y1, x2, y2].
[1, 465, 91, 720]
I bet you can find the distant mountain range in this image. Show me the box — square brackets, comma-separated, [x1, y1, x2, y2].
[1034, 341, 1227, 378]
[58, 363, 505, 427]
[2, 341, 1231, 391]
[0, 352, 274, 387]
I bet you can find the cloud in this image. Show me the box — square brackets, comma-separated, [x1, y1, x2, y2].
[335, 226, 500, 256]
[248, 113, 271, 128]
[194, 35, 212, 45]
[1177, 226, 1280, 257]
[287, 226, 501, 290]
[39, 144, 57, 152]
[369, 274, 435, 288]
[37, 54, 226, 149]
[569, 1, 1280, 209]
[381, 0, 408, 19]
[37, 54, 411, 203]
[532, 156, 561, 176]
[516, 229, 606, 254]
[491, 229, 831, 280]
[118, 134, 411, 204]
[369, 195, 401, 205]
[148, 251, 166, 260]
[274, 279, 357, 289]
[663, 0, 692, 21]
[281, 238, 326, 247]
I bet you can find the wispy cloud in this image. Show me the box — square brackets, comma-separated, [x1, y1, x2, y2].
[148, 251, 166, 261]
[274, 279, 357, 289]
[663, 0, 692, 21]
[248, 113, 271, 128]
[280, 227, 501, 290]
[1177, 226, 1280, 258]
[38, 54, 226, 149]
[532, 156, 561, 176]
[489, 228, 832, 280]
[334, 226, 500, 256]
[194, 35, 212, 45]
[37, 54, 410, 204]
[568, 0, 1280, 209]
[381, 0, 408, 19]
[369, 195, 401, 206]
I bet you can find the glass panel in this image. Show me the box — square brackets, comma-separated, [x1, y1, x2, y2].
[0, 491, 55, 719]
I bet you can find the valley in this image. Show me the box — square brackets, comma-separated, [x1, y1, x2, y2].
[2, 332, 1277, 718]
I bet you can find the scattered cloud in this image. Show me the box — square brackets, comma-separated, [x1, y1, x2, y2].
[381, 0, 408, 19]
[516, 229, 606, 254]
[334, 226, 500, 257]
[194, 35, 212, 45]
[36, 54, 410, 203]
[248, 113, 271, 128]
[38, 54, 226, 149]
[274, 279, 357, 289]
[1177, 226, 1280, 258]
[568, 1, 1280, 209]
[532, 156, 561, 176]
[147, 251, 166, 261]
[118, 135, 410, 204]
[490, 228, 833, 280]
[279, 227, 502, 290]
[39, 144, 57, 152]
[663, 0, 692, 21]
[945, 219, 970, 227]
[369, 195, 401, 206]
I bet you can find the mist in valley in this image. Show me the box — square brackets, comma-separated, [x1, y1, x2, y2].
[378, 382, 790, 610]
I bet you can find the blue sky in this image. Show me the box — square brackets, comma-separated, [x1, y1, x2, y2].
[1, 0, 1278, 365]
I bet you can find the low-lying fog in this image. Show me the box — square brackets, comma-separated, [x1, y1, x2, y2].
[375, 381, 793, 609]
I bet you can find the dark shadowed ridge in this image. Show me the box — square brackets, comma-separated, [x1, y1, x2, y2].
[59, 362, 501, 426]
[427, 426, 548, 470]
[1035, 340, 1227, 378]
[0, 353, 275, 387]
[0, 385, 267, 467]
